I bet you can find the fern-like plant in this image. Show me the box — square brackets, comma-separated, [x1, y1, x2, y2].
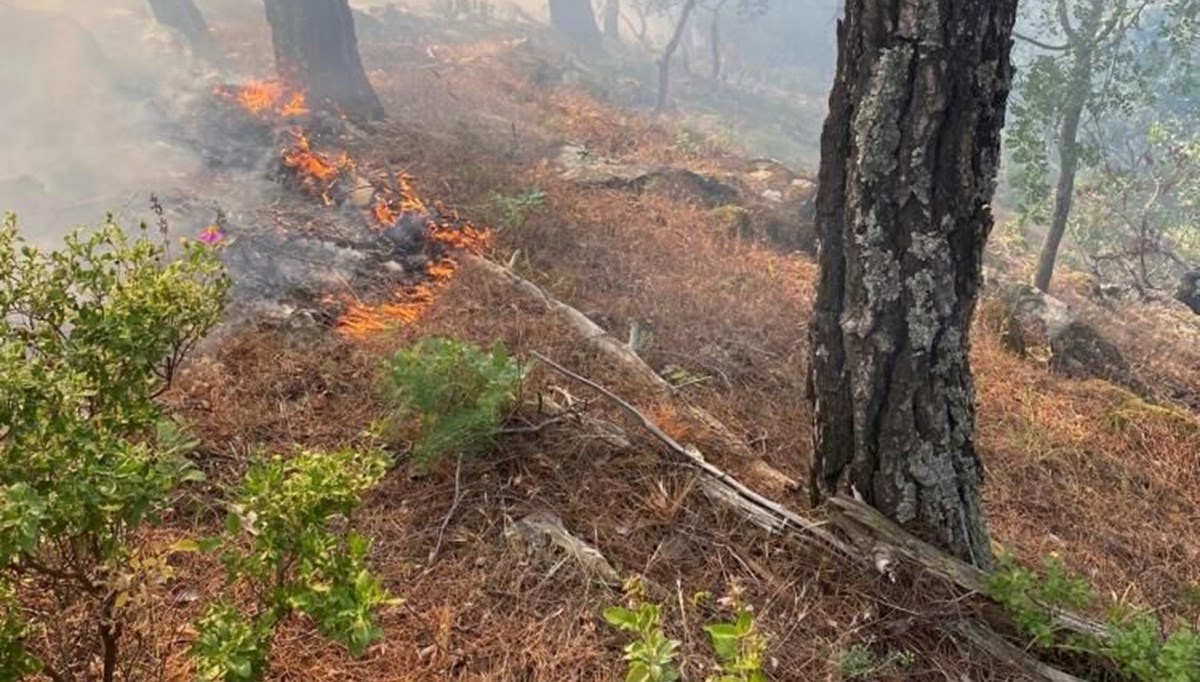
[381, 338, 527, 470]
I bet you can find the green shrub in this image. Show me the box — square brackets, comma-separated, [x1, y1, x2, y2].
[988, 554, 1200, 681]
[381, 338, 527, 470]
[0, 214, 227, 679]
[703, 605, 768, 682]
[603, 602, 681, 682]
[987, 554, 1093, 646]
[192, 449, 393, 681]
[491, 188, 547, 230]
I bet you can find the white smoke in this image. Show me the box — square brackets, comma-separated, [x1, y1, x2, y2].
[0, 0, 215, 240]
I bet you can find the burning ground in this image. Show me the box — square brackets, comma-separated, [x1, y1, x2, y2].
[14, 5, 1200, 681]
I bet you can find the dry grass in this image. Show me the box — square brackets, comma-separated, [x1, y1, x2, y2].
[72, 11, 1200, 682]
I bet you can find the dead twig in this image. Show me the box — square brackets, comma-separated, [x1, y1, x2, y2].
[530, 351, 851, 558]
[428, 454, 465, 564]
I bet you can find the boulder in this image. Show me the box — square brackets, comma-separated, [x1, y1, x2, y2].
[1176, 270, 1200, 315]
[737, 158, 818, 253]
[998, 283, 1141, 391]
[556, 145, 738, 207]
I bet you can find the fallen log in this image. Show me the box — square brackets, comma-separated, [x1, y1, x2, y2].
[531, 352, 1105, 681]
[950, 620, 1088, 682]
[465, 255, 798, 491]
[530, 350, 851, 558]
[826, 497, 1112, 643]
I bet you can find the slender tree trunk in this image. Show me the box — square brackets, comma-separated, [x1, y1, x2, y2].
[808, 0, 1019, 569]
[709, 0, 727, 81]
[263, 0, 384, 121]
[147, 0, 212, 52]
[99, 593, 121, 682]
[549, 0, 603, 49]
[654, 0, 698, 114]
[603, 0, 620, 38]
[1033, 51, 1093, 293]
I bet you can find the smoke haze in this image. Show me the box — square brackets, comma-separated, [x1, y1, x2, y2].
[0, 0, 213, 238]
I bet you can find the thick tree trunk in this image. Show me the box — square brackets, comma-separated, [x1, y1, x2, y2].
[1033, 51, 1093, 293]
[147, 0, 212, 52]
[263, 0, 384, 121]
[654, 0, 698, 114]
[808, 0, 1019, 569]
[549, 0, 603, 49]
[603, 0, 620, 39]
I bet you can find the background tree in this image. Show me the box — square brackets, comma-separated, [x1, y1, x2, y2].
[549, 0, 604, 49]
[1074, 120, 1200, 296]
[1006, 1, 1200, 293]
[147, 0, 213, 54]
[807, 0, 1020, 568]
[603, 0, 621, 38]
[263, 0, 385, 121]
[1005, 0, 1200, 292]
[652, 0, 699, 113]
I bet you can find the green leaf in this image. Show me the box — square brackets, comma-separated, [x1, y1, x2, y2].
[170, 539, 201, 553]
[603, 606, 639, 631]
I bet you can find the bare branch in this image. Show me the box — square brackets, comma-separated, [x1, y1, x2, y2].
[1057, 0, 1078, 38]
[1014, 31, 1072, 51]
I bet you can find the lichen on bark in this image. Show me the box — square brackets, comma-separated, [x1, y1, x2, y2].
[808, 0, 1019, 569]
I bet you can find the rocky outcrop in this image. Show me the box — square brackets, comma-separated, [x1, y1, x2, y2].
[1177, 270, 1200, 315]
[997, 283, 1142, 391]
[555, 146, 818, 250]
[737, 158, 818, 252]
[556, 145, 738, 206]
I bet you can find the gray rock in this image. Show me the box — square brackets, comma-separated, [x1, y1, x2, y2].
[997, 283, 1141, 391]
[1176, 270, 1200, 315]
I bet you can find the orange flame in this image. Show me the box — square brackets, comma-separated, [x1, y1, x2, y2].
[373, 199, 399, 227]
[337, 284, 437, 338]
[215, 75, 491, 341]
[281, 130, 351, 203]
[216, 80, 308, 118]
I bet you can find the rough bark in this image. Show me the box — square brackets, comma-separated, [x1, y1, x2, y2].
[549, 0, 603, 49]
[654, 0, 699, 114]
[147, 0, 212, 52]
[808, 0, 1019, 569]
[263, 0, 384, 121]
[603, 0, 620, 38]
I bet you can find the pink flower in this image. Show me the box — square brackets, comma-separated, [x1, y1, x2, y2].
[199, 225, 225, 245]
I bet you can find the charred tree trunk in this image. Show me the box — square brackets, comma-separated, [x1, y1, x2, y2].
[147, 0, 212, 53]
[807, 0, 1019, 569]
[549, 0, 603, 49]
[654, 0, 698, 114]
[603, 0, 621, 39]
[263, 0, 384, 121]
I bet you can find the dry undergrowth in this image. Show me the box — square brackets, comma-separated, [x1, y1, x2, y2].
[135, 12, 1200, 682]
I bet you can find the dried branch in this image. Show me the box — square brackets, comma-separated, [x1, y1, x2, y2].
[1057, 0, 1078, 39]
[950, 620, 1088, 682]
[1015, 31, 1071, 51]
[531, 351, 851, 557]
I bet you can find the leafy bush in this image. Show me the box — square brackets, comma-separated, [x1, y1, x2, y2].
[988, 554, 1093, 646]
[0, 214, 227, 679]
[603, 602, 681, 682]
[704, 605, 768, 682]
[988, 554, 1200, 681]
[381, 338, 527, 470]
[192, 449, 393, 681]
